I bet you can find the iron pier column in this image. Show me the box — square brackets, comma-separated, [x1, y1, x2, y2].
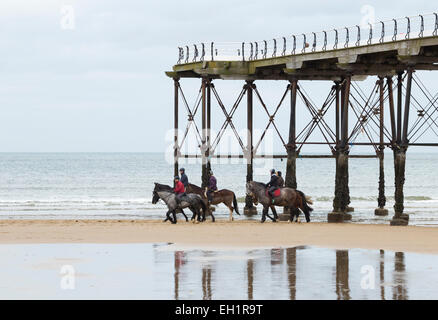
[391, 69, 413, 226]
[201, 78, 211, 189]
[244, 80, 257, 215]
[173, 77, 179, 177]
[375, 77, 388, 216]
[281, 80, 298, 220]
[329, 76, 352, 222]
[285, 79, 298, 190]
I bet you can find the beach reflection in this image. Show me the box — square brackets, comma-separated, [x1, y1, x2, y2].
[166, 246, 426, 300]
[0, 243, 435, 299]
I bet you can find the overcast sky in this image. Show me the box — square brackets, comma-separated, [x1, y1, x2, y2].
[0, 1, 437, 152]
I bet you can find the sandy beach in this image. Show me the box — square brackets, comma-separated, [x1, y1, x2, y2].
[1, 219, 438, 254]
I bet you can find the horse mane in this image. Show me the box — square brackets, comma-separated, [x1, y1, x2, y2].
[188, 183, 203, 192]
[252, 181, 267, 188]
[154, 183, 173, 192]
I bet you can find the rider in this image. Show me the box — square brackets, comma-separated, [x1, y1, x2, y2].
[266, 169, 280, 204]
[206, 170, 217, 204]
[174, 176, 186, 204]
[277, 171, 284, 188]
[179, 168, 189, 188]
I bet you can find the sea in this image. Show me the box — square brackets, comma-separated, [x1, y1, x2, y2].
[1, 152, 438, 226]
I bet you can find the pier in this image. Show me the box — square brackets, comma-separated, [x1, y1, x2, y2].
[166, 13, 438, 225]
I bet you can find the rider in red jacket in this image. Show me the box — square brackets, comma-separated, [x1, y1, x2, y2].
[174, 177, 185, 194]
[174, 176, 186, 204]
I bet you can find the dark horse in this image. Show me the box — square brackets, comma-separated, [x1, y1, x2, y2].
[152, 183, 207, 224]
[246, 181, 314, 223]
[186, 183, 240, 221]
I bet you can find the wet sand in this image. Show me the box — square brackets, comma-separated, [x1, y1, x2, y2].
[1, 219, 438, 254]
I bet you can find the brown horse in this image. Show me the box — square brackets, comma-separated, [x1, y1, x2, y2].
[186, 183, 240, 221]
[246, 181, 313, 223]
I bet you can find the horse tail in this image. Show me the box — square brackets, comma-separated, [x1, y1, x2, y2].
[233, 193, 240, 215]
[297, 190, 313, 222]
[305, 195, 314, 205]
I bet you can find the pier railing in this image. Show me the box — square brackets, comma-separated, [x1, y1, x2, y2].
[176, 13, 438, 64]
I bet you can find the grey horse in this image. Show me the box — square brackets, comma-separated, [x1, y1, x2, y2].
[246, 181, 313, 223]
[152, 183, 207, 224]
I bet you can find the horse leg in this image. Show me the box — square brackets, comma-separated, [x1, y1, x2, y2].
[202, 205, 206, 222]
[210, 209, 215, 222]
[226, 203, 234, 222]
[171, 210, 177, 224]
[303, 208, 310, 223]
[270, 205, 278, 222]
[261, 206, 267, 223]
[164, 210, 172, 223]
[197, 207, 203, 222]
[180, 209, 189, 222]
[265, 209, 275, 222]
[289, 207, 295, 222]
[188, 207, 197, 222]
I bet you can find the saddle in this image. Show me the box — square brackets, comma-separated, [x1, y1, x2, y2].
[266, 188, 281, 197]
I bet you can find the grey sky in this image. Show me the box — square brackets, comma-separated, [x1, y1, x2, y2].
[1, 1, 437, 152]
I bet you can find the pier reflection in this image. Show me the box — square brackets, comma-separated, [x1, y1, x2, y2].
[380, 250, 385, 300]
[335, 250, 351, 300]
[247, 258, 254, 300]
[393, 252, 408, 300]
[286, 247, 296, 300]
[202, 264, 212, 300]
[165, 246, 418, 300]
[174, 251, 185, 300]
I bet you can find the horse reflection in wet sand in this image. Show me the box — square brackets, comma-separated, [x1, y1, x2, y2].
[246, 181, 313, 223]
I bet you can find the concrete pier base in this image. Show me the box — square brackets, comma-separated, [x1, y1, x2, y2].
[375, 208, 389, 216]
[346, 206, 354, 212]
[342, 212, 352, 221]
[328, 212, 352, 223]
[244, 206, 258, 215]
[390, 214, 409, 226]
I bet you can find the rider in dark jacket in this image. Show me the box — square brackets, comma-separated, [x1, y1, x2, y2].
[206, 171, 217, 203]
[277, 171, 285, 188]
[179, 168, 189, 188]
[266, 169, 280, 203]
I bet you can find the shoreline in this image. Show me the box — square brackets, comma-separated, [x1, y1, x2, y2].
[1, 219, 438, 254]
